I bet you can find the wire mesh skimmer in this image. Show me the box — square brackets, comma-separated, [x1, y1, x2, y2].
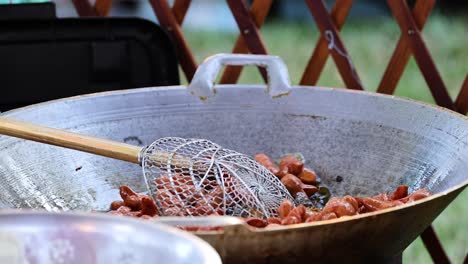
[0, 116, 295, 218]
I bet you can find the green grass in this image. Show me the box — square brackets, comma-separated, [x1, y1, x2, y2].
[181, 15, 468, 102]
[182, 14, 467, 263]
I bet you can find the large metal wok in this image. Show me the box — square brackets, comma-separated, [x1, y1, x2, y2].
[0, 54, 466, 263]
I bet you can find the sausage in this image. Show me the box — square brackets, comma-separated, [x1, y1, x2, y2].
[110, 200, 125, 210]
[193, 204, 215, 216]
[206, 187, 224, 208]
[119, 186, 141, 210]
[140, 196, 159, 216]
[278, 199, 294, 219]
[124, 195, 141, 211]
[254, 153, 280, 175]
[154, 175, 170, 188]
[301, 184, 318, 196]
[298, 168, 318, 185]
[156, 189, 185, 209]
[305, 211, 322, 222]
[187, 187, 224, 216]
[129, 211, 143, 217]
[320, 212, 338, 220]
[389, 185, 408, 200]
[267, 217, 282, 225]
[281, 174, 304, 197]
[344, 196, 359, 211]
[358, 205, 368, 214]
[399, 189, 431, 203]
[154, 174, 194, 191]
[322, 196, 358, 217]
[360, 197, 404, 212]
[246, 217, 268, 228]
[116, 206, 132, 216]
[372, 193, 389, 201]
[278, 155, 304, 177]
[281, 174, 317, 197]
[287, 205, 307, 222]
[281, 215, 301, 225]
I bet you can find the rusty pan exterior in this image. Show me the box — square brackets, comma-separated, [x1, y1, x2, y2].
[191, 186, 463, 263]
[0, 54, 466, 263]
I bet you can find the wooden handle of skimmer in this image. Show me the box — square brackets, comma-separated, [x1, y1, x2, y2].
[0, 116, 142, 164]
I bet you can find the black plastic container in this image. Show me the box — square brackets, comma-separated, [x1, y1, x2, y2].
[0, 3, 179, 111]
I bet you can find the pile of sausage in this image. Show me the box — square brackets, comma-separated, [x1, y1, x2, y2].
[245, 184, 431, 228]
[108, 186, 159, 219]
[107, 183, 430, 230]
[107, 152, 431, 230]
[254, 154, 320, 198]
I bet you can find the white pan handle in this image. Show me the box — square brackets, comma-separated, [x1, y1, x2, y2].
[187, 53, 291, 99]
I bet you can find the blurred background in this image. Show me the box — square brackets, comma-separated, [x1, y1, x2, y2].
[0, 0, 467, 262]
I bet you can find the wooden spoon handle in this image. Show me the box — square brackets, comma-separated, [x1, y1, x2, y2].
[0, 116, 142, 164]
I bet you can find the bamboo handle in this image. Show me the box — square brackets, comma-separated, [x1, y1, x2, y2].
[0, 116, 142, 164]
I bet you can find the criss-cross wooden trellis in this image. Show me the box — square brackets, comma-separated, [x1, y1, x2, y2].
[72, 0, 467, 262]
